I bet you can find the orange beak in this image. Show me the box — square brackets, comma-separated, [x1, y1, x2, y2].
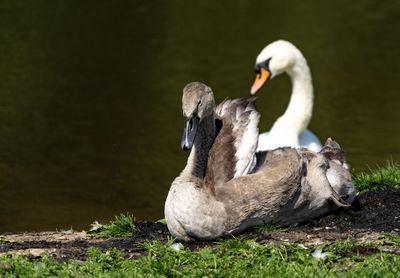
[250, 68, 270, 95]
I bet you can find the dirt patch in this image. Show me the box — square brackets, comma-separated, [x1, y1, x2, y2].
[1, 189, 399, 261]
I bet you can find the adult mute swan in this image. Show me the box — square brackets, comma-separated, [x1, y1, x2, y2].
[165, 82, 356, 241]
[250, 40, 322, 152]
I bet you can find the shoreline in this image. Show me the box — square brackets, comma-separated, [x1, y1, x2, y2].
[1, 189, 399, 261]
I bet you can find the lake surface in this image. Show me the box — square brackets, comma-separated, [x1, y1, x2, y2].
[0, 0, 399, 232]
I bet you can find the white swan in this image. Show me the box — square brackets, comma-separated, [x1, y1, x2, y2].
[250, 40, 322, 152]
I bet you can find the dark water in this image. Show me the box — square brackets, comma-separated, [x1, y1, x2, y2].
[0, 0, 399, 232]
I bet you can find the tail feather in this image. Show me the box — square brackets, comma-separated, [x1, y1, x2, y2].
[319, 137, 349, 169]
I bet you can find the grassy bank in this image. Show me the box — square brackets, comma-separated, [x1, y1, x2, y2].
[1, 236, 399, 277]
[352, 161, 400, 192]
[0, 163, 399, 277]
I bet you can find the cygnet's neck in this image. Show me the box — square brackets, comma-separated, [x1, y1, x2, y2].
[275, 57, 314, 136]
[181, 115, 216, 179]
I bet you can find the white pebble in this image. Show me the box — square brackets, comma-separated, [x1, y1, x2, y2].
[170, 242, 183, 251]
[312, 249, 328, 259]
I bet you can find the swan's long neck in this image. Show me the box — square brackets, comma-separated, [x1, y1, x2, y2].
[181, 115, 215, 179]
[276, 57, 313, 136]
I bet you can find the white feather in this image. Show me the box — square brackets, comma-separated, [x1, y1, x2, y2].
[234, 105, 260, 177]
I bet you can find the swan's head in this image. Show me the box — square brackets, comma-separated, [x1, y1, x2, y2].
[181, 82, 215, 151]
[251, 40, 305, 95]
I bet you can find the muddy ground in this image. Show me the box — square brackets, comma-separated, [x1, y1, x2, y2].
[1, 189, 399, 261]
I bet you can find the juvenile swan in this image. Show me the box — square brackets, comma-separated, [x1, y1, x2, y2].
[164, 82, 356, 241]
[250, 40, 322, 152]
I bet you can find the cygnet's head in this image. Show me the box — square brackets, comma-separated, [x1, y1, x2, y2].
[181, 82, 215, 150]
[251, 40, 305, 95]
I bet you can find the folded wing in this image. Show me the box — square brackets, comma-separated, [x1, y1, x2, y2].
[204, 98, 260, 190]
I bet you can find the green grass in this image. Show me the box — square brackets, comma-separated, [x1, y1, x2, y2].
[353, 161, 400, 192]
[255, 221, 288, 233]
[156, 218, 167, 225]
[1, 238, 399, 277]
[88, 213, 137, 238]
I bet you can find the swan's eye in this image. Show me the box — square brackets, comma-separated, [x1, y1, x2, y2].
[261, 58, 272, 71]
[255, 58, 272, 75]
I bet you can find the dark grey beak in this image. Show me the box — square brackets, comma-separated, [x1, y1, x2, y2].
[181, 116, 199, 151]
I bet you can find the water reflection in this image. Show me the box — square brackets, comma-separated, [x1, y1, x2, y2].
[0, 0, 399, 232]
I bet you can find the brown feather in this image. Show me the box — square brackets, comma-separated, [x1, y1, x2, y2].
[319, 137, 348, 164]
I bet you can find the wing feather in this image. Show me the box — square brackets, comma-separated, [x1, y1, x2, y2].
[213, 98, 260, 178]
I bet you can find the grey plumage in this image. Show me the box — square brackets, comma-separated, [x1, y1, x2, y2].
[164, 82, 357, 241]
